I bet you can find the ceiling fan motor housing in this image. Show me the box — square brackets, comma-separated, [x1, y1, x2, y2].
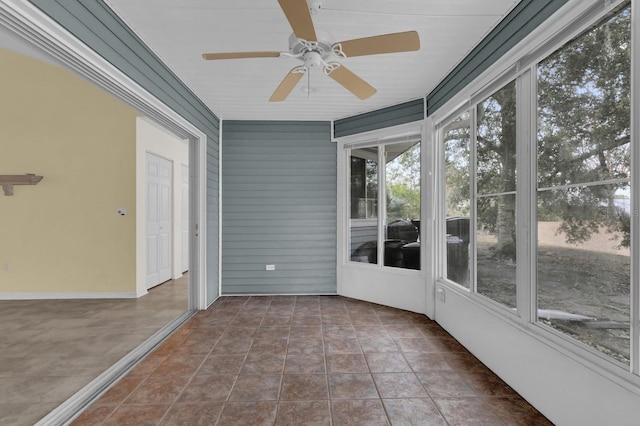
[303, 51, 324, 68]
[288, 32, 332, 60]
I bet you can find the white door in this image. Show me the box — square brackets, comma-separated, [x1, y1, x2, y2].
[181, 164, 189, 273]
[146, 153, 172, 289]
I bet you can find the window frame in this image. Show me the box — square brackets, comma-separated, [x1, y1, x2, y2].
[342, 122, 424, 273]
[431, 0, 640, 390]
[438, 75, 525, 315]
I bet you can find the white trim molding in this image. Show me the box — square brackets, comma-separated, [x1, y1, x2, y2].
[0, 292, 138, 300]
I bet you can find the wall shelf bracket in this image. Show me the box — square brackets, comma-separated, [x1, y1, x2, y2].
[0, 174, 44, 196]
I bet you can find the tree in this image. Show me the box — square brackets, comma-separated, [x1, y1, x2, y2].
[477, 81, 517, 259]
[537, 6, 631, 247]
[386, 142, 420, 221]
[444, 5, 631, 262]
[444, 114, 471, 218]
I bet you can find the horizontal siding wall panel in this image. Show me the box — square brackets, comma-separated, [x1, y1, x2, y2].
[224, 146, 335, 155]
[224, 177, 336, 186]
[222, 198, 335, 207]
[226, 283, 336, 295]
[426, 0, 568, 115]
[223, 217, 337, 226]
[334, 98, 424, 138]
[224, 262, 336, 271]
[223, 155, 336, 164]
[223, 207, 335, 216]
[222, 121, 336, 295]
[223, 239, 336, 248]
[226, 234, 336, 243]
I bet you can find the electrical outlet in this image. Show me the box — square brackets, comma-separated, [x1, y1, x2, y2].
[265, 264, 276, 271]
[4, 263, 9, 271]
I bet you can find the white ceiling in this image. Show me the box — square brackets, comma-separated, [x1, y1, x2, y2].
[99, 0, 519, 121]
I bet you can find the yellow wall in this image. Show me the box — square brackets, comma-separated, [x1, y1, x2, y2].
[0, 49, 139, 294]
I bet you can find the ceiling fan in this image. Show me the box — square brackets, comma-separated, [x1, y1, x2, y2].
[202, 0, 420, 102]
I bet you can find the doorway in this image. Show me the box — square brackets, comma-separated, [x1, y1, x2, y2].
[146, 152, 173, 289]
[337, 122, 427, 314]
[181, 164, 189, 273]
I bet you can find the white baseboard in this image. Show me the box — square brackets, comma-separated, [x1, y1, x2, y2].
[0, 292, 138, 300]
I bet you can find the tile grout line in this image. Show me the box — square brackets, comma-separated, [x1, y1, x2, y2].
[216, 296, 253, 426]
[71, 295, 549, 425]
[155, 310, 228, 426]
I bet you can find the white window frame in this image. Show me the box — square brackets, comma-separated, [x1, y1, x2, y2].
[431, 0, 640, 391]
[341, 122, 424, 274]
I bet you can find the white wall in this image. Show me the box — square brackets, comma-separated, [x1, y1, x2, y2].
[435, 283, 640, 425]
[136, 117, 189, 297]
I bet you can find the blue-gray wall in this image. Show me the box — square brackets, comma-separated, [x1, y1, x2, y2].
[426, 0, 568, 115]
[28, 0, 221, 304]
[222, 121, 336, 294]
[334, 99, 424, 138]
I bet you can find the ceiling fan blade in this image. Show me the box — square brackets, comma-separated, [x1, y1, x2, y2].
[334, 30, 420, 58]
[278, 0, 317, 42]
[326, 64, 377, 100]
[202, 51, 282, 60]
[270, 67, 306, 102]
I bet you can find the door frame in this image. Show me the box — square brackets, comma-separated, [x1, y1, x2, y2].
[136, 117, 191, 294]
[181, 163, 190, 273]
[144, 151, 173, 290]
[336, 120, 428, 314]
[0, 0, 209, 309]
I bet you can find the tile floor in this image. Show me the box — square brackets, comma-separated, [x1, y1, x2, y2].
[0, 276, 188, 425]
[73, 295, 551, 425]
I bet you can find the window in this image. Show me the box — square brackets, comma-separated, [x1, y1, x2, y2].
[442, 81, 517, 308]
[476, 81, 517, 308]
[536, 5, 631, 364]
[349, 147, 379, 265]
[438, 2, 633, 368]
[385, 142, 421, 269]
[443, 112, 471, 287]
[348, 138, 421, 270]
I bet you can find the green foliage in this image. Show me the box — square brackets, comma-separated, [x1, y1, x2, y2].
[443, 5, 631, 255]
[386, 143, 421, 221]
[387, 182, 420, 221]
[537, 5, 631, 247]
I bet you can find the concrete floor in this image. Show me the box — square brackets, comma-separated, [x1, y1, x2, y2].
[0, 275, 188, 425]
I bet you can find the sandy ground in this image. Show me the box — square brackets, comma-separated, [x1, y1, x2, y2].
[475, 221, 630, 364]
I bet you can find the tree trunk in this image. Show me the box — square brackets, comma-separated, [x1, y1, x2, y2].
[494, 84, 517, 260]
